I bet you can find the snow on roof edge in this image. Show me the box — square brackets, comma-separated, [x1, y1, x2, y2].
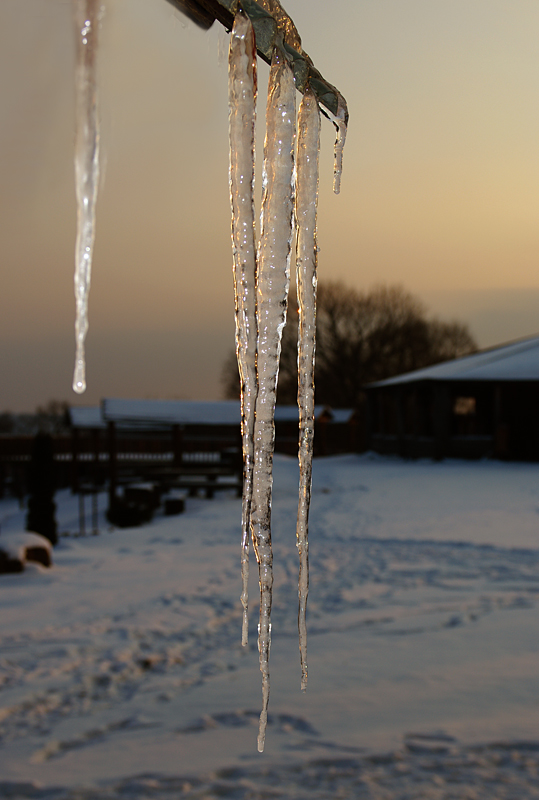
[69, 406, 106, 429]
[366, 334, 539, 388]
[92, 399, 356, 427]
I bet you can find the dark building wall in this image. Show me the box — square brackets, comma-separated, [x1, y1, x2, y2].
[366, 380, 539, 461]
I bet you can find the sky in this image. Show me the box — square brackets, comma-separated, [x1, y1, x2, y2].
[2, 0, 539, 411]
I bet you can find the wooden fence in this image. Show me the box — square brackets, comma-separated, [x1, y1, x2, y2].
[0, 417, 364, 500]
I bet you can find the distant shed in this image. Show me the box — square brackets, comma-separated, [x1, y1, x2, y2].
[67, 400, 361, 499]
[99, 398, 357, 456]
[100, 398, 339, 427]
[365, 335, 539, 461]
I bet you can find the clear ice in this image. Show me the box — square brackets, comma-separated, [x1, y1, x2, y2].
[251, 47, 296, 753]
[72, 0, 102, 394]
[330, 96, 348, 195]
[228, 11, 258, 647]
[256, 0, 302, 50]
[295, 85, 320, 692]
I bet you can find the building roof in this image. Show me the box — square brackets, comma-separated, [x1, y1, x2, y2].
[69, 399, 355, 429]
[101, 399, 241, 427]
[69, 406, 106, 429]
[99, 398, 351, 427]
[368, 335, 539, 388]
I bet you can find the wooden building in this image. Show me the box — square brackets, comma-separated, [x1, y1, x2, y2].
[69, 399, 359, 484]
[67, 399, 359, 526]
[365, 335, 539, 461]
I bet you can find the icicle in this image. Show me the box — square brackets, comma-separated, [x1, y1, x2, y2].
[72, 0, 102, 394]
[295, 84, 320, 692]
[329, 95, 347, 195]
[228, 11, 258, 648]
[251, 47, 296, 753]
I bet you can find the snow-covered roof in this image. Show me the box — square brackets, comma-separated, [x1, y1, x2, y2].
[99, 399, 351, 428]
[69, 406, 106, 429]
[368, 335, 539, 388]
[102, 399, 241, 427]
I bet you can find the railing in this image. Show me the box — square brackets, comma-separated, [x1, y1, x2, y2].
[0, 419, 365, 500]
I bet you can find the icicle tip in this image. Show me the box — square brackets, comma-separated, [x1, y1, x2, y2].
[73, 380, 86, 395]
[72, 360, 86, 394]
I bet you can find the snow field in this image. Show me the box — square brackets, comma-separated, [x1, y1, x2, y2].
[0, 454, 538, 797]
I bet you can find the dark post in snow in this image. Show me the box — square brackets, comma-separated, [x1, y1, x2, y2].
[26, 433, 58, 546]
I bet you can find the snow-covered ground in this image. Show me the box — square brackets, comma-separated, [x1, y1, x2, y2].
[1, 454, 539, 798]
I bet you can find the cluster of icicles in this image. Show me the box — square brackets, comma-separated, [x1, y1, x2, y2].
[71, 0, 345, 753]
[229, 10, 322, 752]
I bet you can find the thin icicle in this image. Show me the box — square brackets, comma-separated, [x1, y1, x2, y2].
[72, 0, 102, 394]
[329, 95, 348, 195]
[228, 11, 258, 647]
[295, 84, 320, 693]
[251, 48, 296, 753]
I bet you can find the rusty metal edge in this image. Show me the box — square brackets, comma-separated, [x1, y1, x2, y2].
[165, 0, 347, 122]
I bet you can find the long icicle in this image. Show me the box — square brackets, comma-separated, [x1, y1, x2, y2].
[228, 10, 258, 647]
[72, 0, 101, 394]
[295, 85, 320, 692]
[251, 47, 296, 753]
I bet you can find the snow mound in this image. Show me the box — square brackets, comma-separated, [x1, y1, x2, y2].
[0, 531, 52, 573]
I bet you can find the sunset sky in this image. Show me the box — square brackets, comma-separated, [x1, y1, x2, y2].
[2, 0, 539, 411]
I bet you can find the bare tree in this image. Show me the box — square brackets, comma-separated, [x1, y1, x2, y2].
[222, 282, 477, 408]
[34, 400, 70, 436]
